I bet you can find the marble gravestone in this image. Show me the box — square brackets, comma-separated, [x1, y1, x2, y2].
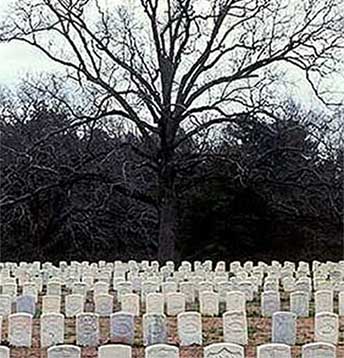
[146, 293, 164, 314]
[72, 281, 87, 296]
[121, 293, 140, 316]
[116, 281, 133, 302]
[47, 345, 81, 358]
[47, 281, 62, 296]
[179, 282, 195, 304]
[16, 295, 36, 315]
[0, 346, 9, 358]
[2, 283, 17, 302]
[315, 290, 333, 314]
[200, 291, 219, 316]
[110, 312, 135, 345]
[98, 344, 132, 358]
[42, 295, 61, 314]
[314, 312, 338, 344]
[204, 343, 244, 358]
[143, 313, 167, 346]
[302, 342, 336, 358]
[257, 343, 291, 358]
[41, 313, 64, 347]
[76, 313, 99, 347]
[94, 293, 113, 317]
[162, 282, 178, 297]
[0, 295, 11, 317]
[223, 310, 248, 345]
[166, 293, 186, 316]
[8, 313, 32, 347]
[261, 291, 280, 317]
[238, 281, 254, 301]
[226, 291, 246, 312]
[65, 294, 84, 318]
[94, 282, 109, 296]
[290, 291, 309, 317]
[272, 312, 297, 345]
[145, 344, 179, 358]
[177, 312, 202, 346]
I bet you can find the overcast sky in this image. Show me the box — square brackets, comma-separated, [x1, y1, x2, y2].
[0, 0, 95, 84]
[0, 0, 343, 109]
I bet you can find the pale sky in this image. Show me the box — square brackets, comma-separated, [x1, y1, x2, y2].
[0, 0, 343, 109]
[0, 0, 101, 84]
[0, 42, 59, 84]
[0, 0, 117, 84]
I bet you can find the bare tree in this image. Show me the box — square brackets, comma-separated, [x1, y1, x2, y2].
[1, 0, 343, 260]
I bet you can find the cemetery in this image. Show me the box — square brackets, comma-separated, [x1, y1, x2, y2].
[0, 260, 343, 357]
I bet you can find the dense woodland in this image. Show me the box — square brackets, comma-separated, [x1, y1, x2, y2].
[0, 0, 343, 262]
[1, 88, 342, 263]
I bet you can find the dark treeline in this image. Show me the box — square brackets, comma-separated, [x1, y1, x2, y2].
[1, 90, 342, 263]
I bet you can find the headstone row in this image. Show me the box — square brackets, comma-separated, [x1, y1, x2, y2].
[2, 310, 339, 347]
[0, 342, 336, 357]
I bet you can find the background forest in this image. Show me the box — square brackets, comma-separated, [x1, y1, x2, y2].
[1, 86, 342, 263]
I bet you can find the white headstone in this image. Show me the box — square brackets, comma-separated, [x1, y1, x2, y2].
[166, 293, 185, 316]
[217, 281, 232, 303]
[238, 281, 254, 301]
[42, 295, 61, 314]
[146, 293, 164, 314]
[47, 345, 81, 358]
[257, 343, 291, 358]
[65, 294, 84, 318]
[272, 312, 296, 345]
[2, 283, 17, 301]
[315, 290, 333, 313]
[119, 293, 139, 316]
[41, 313, 64, 347]
[179, 282, 195, 304]
[177, 312, 202, 346]
[94, 293, 113, 317]
[76, 313, 99, 346]
[261, 291, 280, 317]
[116, 281, 133, 302]
[302, 342, 336, 358]
[94, 281, 109, 296]
[8, 313, 32, 347]
[47, 281, 62, 296]
[161, 282, 178, 297]
[204, 343, 244, 358]
[0, 347, 9, 358]
[0, 295, 11, 317]
[110, 312, 135, 345]
[16, 295, 36, 315]
[314, 312, 338, 344]
[290, 291, 309, 317]
[143, 313, 167, 346]
[22, 283, 38, 302]
[223, 311, 248, 345]
[145, 344, 179, 358]
[98, 344, 132, 358]
[200, 291, 219, 316]
[226, 291, 246, 312]
[72, 282, 87, 297]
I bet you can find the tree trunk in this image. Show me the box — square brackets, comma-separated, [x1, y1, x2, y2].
[157, 166, 177, 262]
